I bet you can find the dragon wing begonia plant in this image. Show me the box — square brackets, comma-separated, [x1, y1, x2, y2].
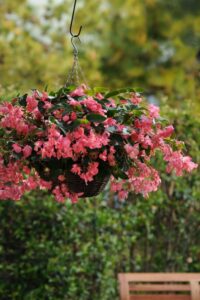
[0, 84, 198, 203]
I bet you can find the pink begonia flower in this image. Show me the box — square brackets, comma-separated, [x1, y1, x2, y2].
[142, 135, 153, 149]
[69, 98, 81, 107]
[39, 179, 52, 190]
[43, 101, 52, 110]
[71, 112, 77, 121]
[0, 103, 29, 135]
[34, 140, 43, 152]
[72, 162, 99, 183]
[53, 186, 65, 203]
[108, 146, 116, 166]
[70, 84, 86, 97]
[96, 93, 104, 100]
[118, 190, 129, 201]
[0, 157, 40, 200]
[53, 110, 63, 119]
[111, 181, 123, 192]
[79, 162, 99, 183]
[128, 163, 161, 197]
[135, 117, 152, 134]
[23, 166, 31, 175]
[120, 99, 128, 105]
[26, 96, 38, 112]
[13, 144, 22, 153]
[124, 144, 139, 159]
[131, 94, 142, 105]
[158, 125, 174, 138]
[58, 175, 65, 182]
[23, 145, 32, 158]
[104, 117, 117, 126]
[110, 178, 129, 201]
[81, 97, 105, 115]
[99, 150, 107, 161]
[63, 115, 70, 122]
[41, 92, 48, 101]
[148, 104, 160, 119]
[71, 164, 81, 176]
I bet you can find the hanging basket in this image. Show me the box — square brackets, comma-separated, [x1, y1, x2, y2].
[33, 158, 110, 198]
[65, 166, 110, 198]
[0, 84, 197, 203]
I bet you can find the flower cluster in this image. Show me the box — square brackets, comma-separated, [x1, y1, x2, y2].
[0, 84, 198, 202]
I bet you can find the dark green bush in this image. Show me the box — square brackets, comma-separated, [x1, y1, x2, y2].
[0, 106, 199, 300]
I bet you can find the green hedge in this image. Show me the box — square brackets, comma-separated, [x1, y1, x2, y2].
[0, 106, 199, 300]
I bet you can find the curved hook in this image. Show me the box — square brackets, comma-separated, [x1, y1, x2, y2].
[71, 36, 80, 56]
[70, 0, 82, 38]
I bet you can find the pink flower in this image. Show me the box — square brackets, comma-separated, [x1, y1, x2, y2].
[71, 112, 77, 121]
[63, 115, 70, 122]
[43, 101, 52, 110]
[58, 175, 65, 182]
[26, 96, 38, 112]
[69, 98, 80, 107]
[111, 181, 123, 192]
[118, 190, 128, 201]
[23, 145, 32, 158]
[128, 163, 161, 197]
[124, 144, 139, 159]
[158, 125, 174, 138]
[96, 93, 104, 100]
[0, 103, 29, 135]
[13, 144, 22, 153]
[99, 150, 107, 161]
[41, 92, 48, 101]
[79, 162, 99, 183]
[108, 146, 116, 166]
[70, 85, 86, 97]
[131, 94, 142, 105]
[135, 117, 152, 133]
[81, 97, 104, 114]
[71, 164, 81, 176]
[148, 104, 160, 119]
[104, 118, 117, 126]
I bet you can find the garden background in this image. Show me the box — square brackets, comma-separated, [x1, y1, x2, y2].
[0, 0, 200, 299]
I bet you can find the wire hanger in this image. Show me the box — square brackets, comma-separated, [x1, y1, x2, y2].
[69, 0, 82, 56]
[66, 0, 87, 86]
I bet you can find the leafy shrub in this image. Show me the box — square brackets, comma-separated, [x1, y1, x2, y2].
[0, 105, 199, 300]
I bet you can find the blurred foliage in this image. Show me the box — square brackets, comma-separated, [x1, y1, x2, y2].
[0, 0, 200, 299]
[0, 107, 199, 299]
[0, 0, 200, 111]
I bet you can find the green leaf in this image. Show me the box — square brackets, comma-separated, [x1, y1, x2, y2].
[38, 101, 45, 114]
[55, 120, 67, 135]
[49, 103, 72, 113]
[107, 108, 118, 117]
[93, 87, 109, 94]
[18, 94, 28, 107]
[86, 114, 106, 123]
[49, 116, 56, 123]
[105, 87, 144, 98]
[65, 119, 81, 131]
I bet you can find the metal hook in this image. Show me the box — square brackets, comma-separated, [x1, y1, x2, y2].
[71, 36, 80, 56]
[70, 0, 82, 38]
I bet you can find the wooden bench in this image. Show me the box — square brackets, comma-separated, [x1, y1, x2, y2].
[118, 273, 200, 300]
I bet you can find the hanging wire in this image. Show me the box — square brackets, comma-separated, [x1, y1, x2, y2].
[66, 0, 87, 86]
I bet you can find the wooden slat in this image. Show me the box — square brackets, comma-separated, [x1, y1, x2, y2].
[118, 274, 130, 300]
[119, 273, 200, 282]
[129, 284, 191, 292]
[130, 295, 191, 300]
[190, 281, 200, 300]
